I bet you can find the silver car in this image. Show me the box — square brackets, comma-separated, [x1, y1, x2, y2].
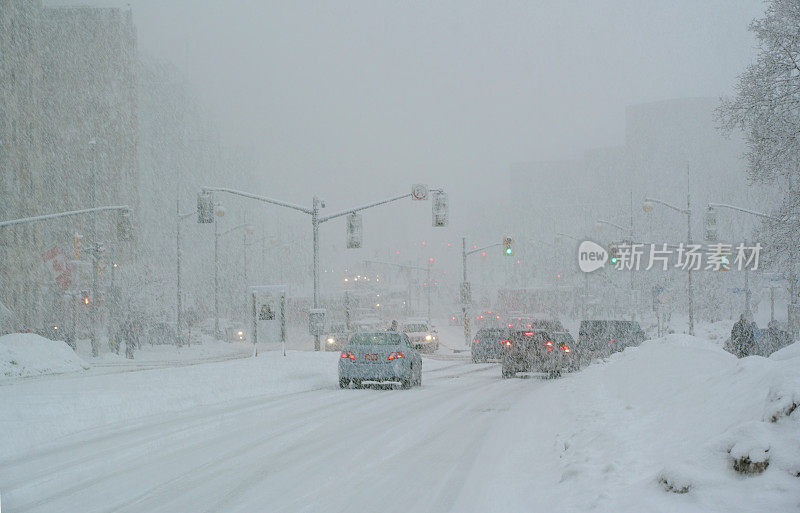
[338, 331, 422, 389]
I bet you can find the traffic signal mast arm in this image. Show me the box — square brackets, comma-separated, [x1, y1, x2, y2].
[320, 193, 412, 223]
[466, 242, 503, 257]
[0, 205, 131, 228]
[200, 186, 313, 214]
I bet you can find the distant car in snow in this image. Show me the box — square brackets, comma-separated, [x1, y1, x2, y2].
[501, 329, 576, 378]
[471, 327, 509, 362]
[401, 318, 438, 353]
[338, 331, 422, 389]
[577, 320, 645, 361]
[325, 323, 350, 351]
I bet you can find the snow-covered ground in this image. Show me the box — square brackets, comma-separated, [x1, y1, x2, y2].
[0, 333, 89, 379]
[0, 327, 797, 512]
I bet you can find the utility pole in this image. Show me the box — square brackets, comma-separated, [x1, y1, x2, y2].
[89, 139, 100, 357]
[312, 196, 321, 350]
[177, 198, 182, 342]
[461, 237, 507, 346]
[686, 165, 694, 336]
[462, 238, 468, 344]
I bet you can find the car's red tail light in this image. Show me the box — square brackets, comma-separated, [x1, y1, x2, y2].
[472, 339, 479, 344]
[341, 352, 355, 359]
[507, 324, 514, 328]
[524, 331, 534, 336]
[388, 352, 404, 360]
[503, 340, 512, 347]
[610, 338, 615, 342]
[560, 346, 570, 353]
[546, 340, 553, 347]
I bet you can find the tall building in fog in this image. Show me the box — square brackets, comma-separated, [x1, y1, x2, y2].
[0, 0, 45, 331]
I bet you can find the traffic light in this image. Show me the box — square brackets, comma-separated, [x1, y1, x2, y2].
[197, 192, 215, 223]
[503, 236, 513, 256]
[117, 211, 133, 241]
[346, 213, 363, 249]
[608, 243, 620, 265]
[73, 232, 83, 258]
[431, 191, 448, 227]
[704, 207, 718, 242]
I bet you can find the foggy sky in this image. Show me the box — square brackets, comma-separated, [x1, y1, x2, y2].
[46, 0, 763, 247]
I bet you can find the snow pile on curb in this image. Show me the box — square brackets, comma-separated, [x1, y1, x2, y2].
[465, 334, 800, 513]
[0, 333, 88, 379]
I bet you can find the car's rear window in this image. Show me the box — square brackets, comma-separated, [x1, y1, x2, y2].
[349, 333, 401, 345]
[402, 324, 427, 332]
[476, 329, 506, 340]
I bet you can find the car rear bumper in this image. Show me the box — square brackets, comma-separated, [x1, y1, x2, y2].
[339, 360, 410, 381]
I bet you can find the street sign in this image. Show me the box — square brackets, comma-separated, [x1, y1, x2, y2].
[197, 192, 214, 223]
[460, 281, 471, 304]
[309, 308, 326, 336]
[411, 184, 429, 201]
[41, 246, 71, 291]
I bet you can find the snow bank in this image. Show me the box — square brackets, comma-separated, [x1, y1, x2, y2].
[460, 335, 800, 513]
[0, 333, 88, 379]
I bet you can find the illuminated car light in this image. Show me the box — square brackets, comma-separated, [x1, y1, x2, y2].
[546, 340, 553, 347]
[425, 334, 432, 341]
[560, 346, 571, 353]
[503, 340, 512, 347]
[341, 352, 355, 359]
[524, 331, 534, 336]
[473, 339, 479, 344]
[388, 352, 405, 360]
[327, 338, 335, 344]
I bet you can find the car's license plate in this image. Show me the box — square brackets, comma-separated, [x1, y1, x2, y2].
[365, 354, 378, 361]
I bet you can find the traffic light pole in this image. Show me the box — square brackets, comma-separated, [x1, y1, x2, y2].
[461, 239, 504, 346]
[201, 186, 420, 351]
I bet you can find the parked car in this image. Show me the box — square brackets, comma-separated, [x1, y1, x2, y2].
[325, 323, 350, 351]
[577, 320, 646, 361]
[338, 331, 422, 389]
[401, 318, 438, 353]
[471, 327, 509, 362]
[501, 329, 576, 378]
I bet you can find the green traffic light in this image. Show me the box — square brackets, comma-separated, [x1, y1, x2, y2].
[505, 247, 513, 255]
[610, 256, 618, 264]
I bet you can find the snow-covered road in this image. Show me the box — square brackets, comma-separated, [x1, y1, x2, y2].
[1, 334, 798, 513]
[1, 356, 525, 513]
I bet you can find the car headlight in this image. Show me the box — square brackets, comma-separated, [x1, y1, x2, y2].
[327, 337, 335, 344]
[238, 331, 244, 336]
[425, 334, 432, 341]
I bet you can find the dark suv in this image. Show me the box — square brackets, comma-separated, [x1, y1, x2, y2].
[577, 320, 646, 361]
[471, 327, 509, 362]
[501, 329, 576, 378]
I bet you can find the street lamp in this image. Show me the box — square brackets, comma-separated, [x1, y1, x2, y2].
[212, 208, 253, 340]
[705, 202, 791, 329]
[595, 219, 636, 321]
[643, 166, 694, 335]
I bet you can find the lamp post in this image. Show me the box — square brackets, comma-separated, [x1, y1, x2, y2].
[643, 165, 694, 335]
[213, 215, 254, 339]
[706, 202, 784, 324]
[460, 237, 508, 346]
[176, 201, 195, 344]
[595, 216, 636, 321]
[555, 232, 589, 320]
